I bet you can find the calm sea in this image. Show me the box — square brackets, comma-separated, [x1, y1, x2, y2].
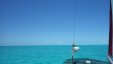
[0, 45, 108, 64]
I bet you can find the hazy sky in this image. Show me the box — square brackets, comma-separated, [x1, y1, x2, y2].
[0, 0, 110, 45]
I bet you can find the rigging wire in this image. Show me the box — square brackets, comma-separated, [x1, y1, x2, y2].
[73, 19, 76, 45]
[72, 0, 77, 46]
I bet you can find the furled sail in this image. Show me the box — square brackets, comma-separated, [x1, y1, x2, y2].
[108, 0, 113, 57]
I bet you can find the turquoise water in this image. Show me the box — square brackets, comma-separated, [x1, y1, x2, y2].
[0, 45, 108, 64]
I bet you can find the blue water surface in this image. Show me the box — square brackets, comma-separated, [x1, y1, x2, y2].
[0, 45, 108, 64]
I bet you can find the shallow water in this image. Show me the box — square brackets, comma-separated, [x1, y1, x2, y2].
[0, 45, 108, 64]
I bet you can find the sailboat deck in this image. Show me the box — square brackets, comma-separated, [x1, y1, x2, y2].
[64, 58, 109, 64]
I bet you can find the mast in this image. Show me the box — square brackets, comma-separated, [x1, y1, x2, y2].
[108, 0, 112, 57]
[72, 15, 79, 64]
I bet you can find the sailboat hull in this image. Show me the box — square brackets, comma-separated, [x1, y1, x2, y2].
[64, 58, 108, 64]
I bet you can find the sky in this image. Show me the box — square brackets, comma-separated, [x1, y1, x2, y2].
[0, 0, 111, 45]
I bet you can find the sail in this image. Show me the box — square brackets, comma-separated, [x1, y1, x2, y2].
[108, 0, 113, 57]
